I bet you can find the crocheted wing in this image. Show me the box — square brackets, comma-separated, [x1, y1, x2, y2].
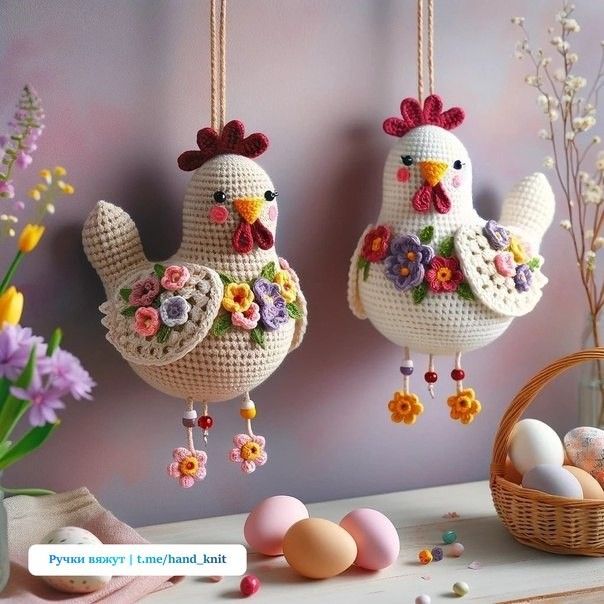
[347, 224, 373, 320]
[99, 262, 223, 366]
[279, 258, 307, 352]
[454, 224, 547, 318]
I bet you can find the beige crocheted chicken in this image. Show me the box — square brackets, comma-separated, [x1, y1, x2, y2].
[83, 120, 306, 484]
[348, 95, 554, 425]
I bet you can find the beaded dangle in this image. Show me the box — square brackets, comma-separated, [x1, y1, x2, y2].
[445, 352, 481, 424]
[387, 347, 424, 425]
[229, 391, 268, 474]
[424, 353, 438, 399]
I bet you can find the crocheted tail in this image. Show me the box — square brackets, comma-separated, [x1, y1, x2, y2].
[499, 172, 555, 250]
[82, 200, 147, 295]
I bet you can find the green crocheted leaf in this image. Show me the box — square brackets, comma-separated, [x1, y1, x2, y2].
[458, 282, 475, 301]
[153, 263, 166, 278]
[438, 236, 455, 257]
[527, 257, 541, 271]
[211, 313, 232, 337]
[156, 324, 171, 343]
[287, 302, 302, 320]
[119, 288, 132, 302]
[418, 226, 434, 244]
[121, 306, 136, 317]
[412, 282, 428, 304]
[218, 272, 236, 286]
[260, 262, 277, 281]
[250, 327, 265, 348]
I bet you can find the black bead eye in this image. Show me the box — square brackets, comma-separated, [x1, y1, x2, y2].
[264, 190, 278, 201]
[453, 160, 463, 170]
[213, 191, 227, 204]
[401, 155, 414, 166]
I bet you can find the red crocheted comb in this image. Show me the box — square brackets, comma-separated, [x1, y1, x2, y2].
[178, 120, 269, 171]
[383, 95, 465, 138]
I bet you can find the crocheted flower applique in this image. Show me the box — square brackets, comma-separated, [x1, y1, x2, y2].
[167, 446, 208, 488]
[211, 260, 302, 347]
[120, 264, 199, 343]
[447, 388, 481, 424]
[388, 390, 424, 425]
[358, 225, 392, 280]
[229, 433, 267, 474]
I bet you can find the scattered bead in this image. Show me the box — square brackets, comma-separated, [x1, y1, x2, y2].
[431, 546, 443, 561]
[209, 575, 223, 582]
[424, 371, 438, 384]
[449, 542, 464, 557]
[453, 581, 469, 597]
[442, 530, 457, 544]
[415, 596, 431, 604]
[418, 549, 433, 564]
[198, 415, 214, 430]
[451, 368, 465, 381]
[240, 574, 261, 597]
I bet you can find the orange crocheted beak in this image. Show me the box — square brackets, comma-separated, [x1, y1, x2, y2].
[234, 197, 264, 224]
[419, 161, 448, 187]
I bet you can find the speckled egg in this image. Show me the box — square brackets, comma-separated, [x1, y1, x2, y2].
[564, 426, 604, 486]
[283, 518, 357, 579]
[40, 527, 111, 594]
[244, 495, 309, 556]
[563, 465, 604, 499]
[509, 419, 564, 475]
[522, 464, 583, 498]
[339, 508, 400, 570]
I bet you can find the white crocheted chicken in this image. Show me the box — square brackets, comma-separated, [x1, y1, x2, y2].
[348, 95, 554, 425]
[83, 120, 306, 483]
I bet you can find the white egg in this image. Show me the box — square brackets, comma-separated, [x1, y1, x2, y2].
[508, 419, 564, 475]
[522, 464, 583, 499]
[40, 527, 111, 594]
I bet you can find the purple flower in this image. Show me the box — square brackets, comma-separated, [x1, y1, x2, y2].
[253, 278, 288, 331]
[0, 135, 8, 148]
[129, 275, 160, 306]
[483, 220, 510, 250]
[0, 324, 46, 380]
[44, 348, 96, 400]
[0, 181, 15, 199]
[159, 295, 191, 327]
[15, 151, 32, 169]
[514, 264, 533, 292]
[384, 234, 434, 291]
[11, 372, 65, 427]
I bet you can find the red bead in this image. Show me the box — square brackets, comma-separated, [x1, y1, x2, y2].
[451, 369, 465, 381]
[424, 371, 438, 383]
[198, 415, 213, 430]
[240, 574, 260, 596]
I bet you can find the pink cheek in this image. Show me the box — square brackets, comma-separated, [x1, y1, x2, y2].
[268, 204, 278, 221]
[209, 205, 229, 224]
[452, 174, 462, 188]
[396, 167, 410, 182]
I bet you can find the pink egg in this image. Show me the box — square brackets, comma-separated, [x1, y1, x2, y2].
[339, 508, 400, 570]
[244, 496, 309, 556]
[448, 542, 464, 557]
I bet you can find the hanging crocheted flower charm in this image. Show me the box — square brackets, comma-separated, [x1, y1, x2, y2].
[229, 433, 267, 474]
[447, 388, 481, 425]
[388, 391, 424, 425]
[167, 447, 208, 488]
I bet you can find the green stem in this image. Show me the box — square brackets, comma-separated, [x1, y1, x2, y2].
[0, 251, 23, 295]
[1, 486, 54, 496]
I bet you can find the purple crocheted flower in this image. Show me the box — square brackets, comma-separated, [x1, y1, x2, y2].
[160, 295, 191, 327]
[483, 220, 510, 250]
[129, 275, 160, 306]
[253, 278, 288, 331]
[384, 234, 434, 291]
[514, 264, 533, 292]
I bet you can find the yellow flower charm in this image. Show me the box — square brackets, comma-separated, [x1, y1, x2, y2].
[508, 237, 528, 264]
[18, 224, 45, 253]
[222, 282, 254, 313]
[273, 270, 297, 303]
[0, 286, 24, 325]
[388, 391, 424, 424]
[447, 388, 482, 424]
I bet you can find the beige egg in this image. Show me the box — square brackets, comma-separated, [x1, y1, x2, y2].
[503, 456, 523, 484]
[563, 466, 604, 499]
[283, 518, 357, 579]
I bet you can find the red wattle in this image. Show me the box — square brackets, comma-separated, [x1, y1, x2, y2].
[412, 185, 432, 213]
[433, 182, 451, 214]
[251, 220, 274, 250]
[233, 221, 254, 253]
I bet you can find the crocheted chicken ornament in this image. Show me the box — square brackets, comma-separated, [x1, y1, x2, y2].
[348, 95, 554, 425]
[83, 120, 307, 485]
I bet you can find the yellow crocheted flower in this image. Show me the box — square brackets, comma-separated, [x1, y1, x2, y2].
[447, 388, 481, 424]
[222, 282, 254, 313]
[388, 391, 424, 424]
[508, 237, 528, 264]
[273, 270, 297, 303]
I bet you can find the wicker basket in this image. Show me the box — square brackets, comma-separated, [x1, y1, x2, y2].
[490, 348, 604, 556]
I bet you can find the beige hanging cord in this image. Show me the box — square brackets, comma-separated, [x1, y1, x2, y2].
[416, 0, 435, 102]
[209, 0, 227, 132]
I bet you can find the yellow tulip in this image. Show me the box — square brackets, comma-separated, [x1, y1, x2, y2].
[57, 180, 75, 195]
[0, 286, 24, 325]
[39, 169, 52, 184]
[18, 224, 45, 253]
[28, 188, 41, 201]
[54, 166, 67, 177]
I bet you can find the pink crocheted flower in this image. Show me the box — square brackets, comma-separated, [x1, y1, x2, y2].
[426, 256, 464, 293]
[134, 306, 160, 337]
[231, 302, 260, 330]
[161, 265, 191, 291]
[229, 434, 267, 474]
[494, 252, 516, 277]
[167, 447, 207, 488]
[129, 275, 160, 306]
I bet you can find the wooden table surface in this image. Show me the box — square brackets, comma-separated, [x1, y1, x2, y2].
[138, 481, 604, 603]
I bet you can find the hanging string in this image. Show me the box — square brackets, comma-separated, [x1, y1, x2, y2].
[427, 0, 434, 95]
[209, 0, 227, 132]
[416, 0, 435, 102]
[219, 0, 227, 131]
